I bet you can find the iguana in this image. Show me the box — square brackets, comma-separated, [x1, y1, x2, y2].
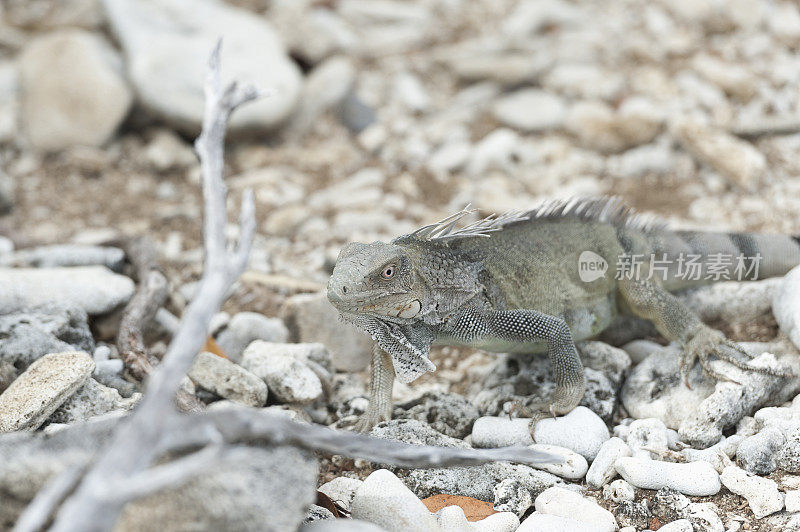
[326, 197, 800, 434]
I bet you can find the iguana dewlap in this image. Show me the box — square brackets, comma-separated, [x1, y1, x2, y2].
[326, 197, 800, 433]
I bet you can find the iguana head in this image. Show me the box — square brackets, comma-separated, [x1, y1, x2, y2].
[327, 241, 435, 383]
[327, 241, 423, 321]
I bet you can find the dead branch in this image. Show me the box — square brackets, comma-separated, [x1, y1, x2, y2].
[116, 236, 167, 380]
[25, 41, 263, 532]
[174, 408, 560, 468]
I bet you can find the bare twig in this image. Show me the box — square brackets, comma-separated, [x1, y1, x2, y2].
[169, 409, 559, 468]
[116, 237, 167, 381]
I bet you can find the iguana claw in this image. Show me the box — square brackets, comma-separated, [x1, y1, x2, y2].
[680, 326, 793, 388]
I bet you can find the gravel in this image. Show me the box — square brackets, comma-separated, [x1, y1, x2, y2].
[214, 312, 289, 364]
[188, 351, 268, 407]
[240, 341, 325, 405]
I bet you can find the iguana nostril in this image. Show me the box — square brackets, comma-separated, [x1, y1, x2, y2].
[342, 286, 348, 294]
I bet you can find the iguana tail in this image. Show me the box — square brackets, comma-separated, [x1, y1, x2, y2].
[646, 230, 800, 291]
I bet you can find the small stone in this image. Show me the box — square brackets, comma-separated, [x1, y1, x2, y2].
[318, 477, 363, 513]
[471, 511, 520, 532]
[683, 435, 743, 472]
[656, 519, 693, 532]
[143, 129, 197, 172]
[534, 406, 609, 461]
[776, 427, 800, 473]
[785, 490, 800, 512]
[0, 267, 134, 316]
[517, 513, 604, 532]
[493, 478, 534, 518]
[528, 444, 588, 480]
[18, 29, 132, 150]
[305, 504, 335, 522]
[627, 418, 670, 459]
[48, 378, 140, 424]
[282, 292, 372, 372]
[287, 56, 355, 138]
[565, 98, 663, 153]
[0, 352, 95, 432]
[603, 479, 635, 503]
[621, 339, 671, 363]
[614, 499, 651, 529]
[301, 520, 385, 532]
[240, 342, 323, 404]
[672, 118, 765, 189]
[0, 245, 125, 270]
[679, 279, 781, 326]
[214, 312, 289, 363]
[471, 417, 533, 448]
[491, 89, 566, 132]
[534, 487, 616, 532]
[350, 469, 438, 532]
[736, 427, 785, 475]
[774, 265, 800, 352]
[586, 437, 632, 489]
[720, 465, 784, 518]
[615, 457, 721, 496]
[188, 352, 268, 407]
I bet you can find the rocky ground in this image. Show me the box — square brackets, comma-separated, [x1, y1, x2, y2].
[2, 0, 800, 531]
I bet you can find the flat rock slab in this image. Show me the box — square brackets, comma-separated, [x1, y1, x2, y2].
[0, 266, 134, 315]
[0, 351, 95, 432]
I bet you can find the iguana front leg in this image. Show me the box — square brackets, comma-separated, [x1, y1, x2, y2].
[354, 345, 395, 433]
[617, 276, 791, 384]
[445, 307, 587, 424]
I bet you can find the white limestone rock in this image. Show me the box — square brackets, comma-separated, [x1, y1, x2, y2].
[528, 444, 588, 480]
[18, 29, 132, 150]
[471, 416, 533, 448]
[534, 487, 616, 532]
[103, 0, 302, 134]
[350, 469, 438, 532]
[720, 465, 784, 518]
[587, 437, 632, 489]
[0, 352, 95, 432]
[615, 457, 721, 496]
[533, 406, 609, 461]
[491, 89, 566, 132]
[241, 343, 323, 405]
[318, 477, 363, 513]
[188, 351, 268, 407]
[0, 267, 134, 316]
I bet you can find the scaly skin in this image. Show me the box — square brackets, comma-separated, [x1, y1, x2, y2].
[327, 198, 800, 434]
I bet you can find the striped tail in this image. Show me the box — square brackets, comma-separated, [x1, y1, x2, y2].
[647, 231, 800, 291]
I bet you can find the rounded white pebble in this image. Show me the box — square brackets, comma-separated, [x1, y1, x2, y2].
[529, 443, 588, 479]
[615, 456, 721, 496]
[472, 512, 520, 532]
[786, 490, 800, 512]
[534, 406, 610, 461]
[586, 437, 632, 489]
[720, 465, 784, 518]
[657, 519, 694, 532]
[534, 487, 616, 532]
[627, 418, 669, 458]
[517, 512, 610, 532]
[471, 416, 533, 448]
[603, 479, 635, 503]
[351, 469, 438, 532]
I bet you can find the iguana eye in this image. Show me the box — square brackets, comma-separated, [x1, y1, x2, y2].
[381, 265, 396, 279]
